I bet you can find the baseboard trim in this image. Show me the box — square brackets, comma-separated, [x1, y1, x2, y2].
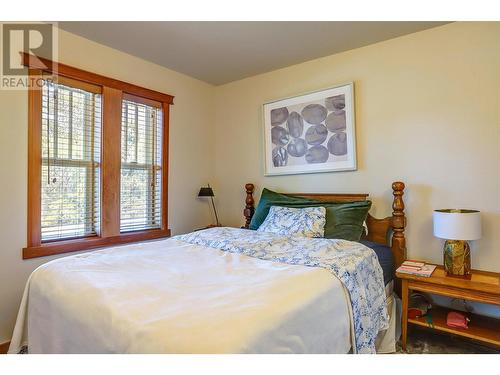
[0, 341, 10, 354]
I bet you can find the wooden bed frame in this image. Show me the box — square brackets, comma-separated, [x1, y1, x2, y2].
[242, 181, 407, 294]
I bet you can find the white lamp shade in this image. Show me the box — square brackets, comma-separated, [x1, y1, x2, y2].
[433, 209, 481, 240]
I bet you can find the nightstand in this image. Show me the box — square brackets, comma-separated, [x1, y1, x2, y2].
[397, 265, 500, 351]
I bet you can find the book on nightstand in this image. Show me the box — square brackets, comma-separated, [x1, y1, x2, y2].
[396, 261, 437, 277]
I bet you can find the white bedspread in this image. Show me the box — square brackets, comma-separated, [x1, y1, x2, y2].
[9, 238, 353, 354]
[177, 227, 389, 353]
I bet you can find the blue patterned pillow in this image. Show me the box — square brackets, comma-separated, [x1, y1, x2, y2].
[257, 206, 326, 238]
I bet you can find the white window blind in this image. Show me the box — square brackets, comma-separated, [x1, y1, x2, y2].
[41, 78, 102, 241]
[120, 96, 163, 232]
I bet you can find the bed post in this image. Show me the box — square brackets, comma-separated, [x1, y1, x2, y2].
[391, 181, 407, 295]
[243, 183, 255, 229]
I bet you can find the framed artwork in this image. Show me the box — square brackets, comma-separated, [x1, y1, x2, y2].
[263, 83, 356, 176]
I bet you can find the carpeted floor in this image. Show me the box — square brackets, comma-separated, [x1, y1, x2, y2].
[395, 326, 500, 354]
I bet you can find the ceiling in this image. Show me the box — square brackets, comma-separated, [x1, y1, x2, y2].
[59, 22, 449, 85]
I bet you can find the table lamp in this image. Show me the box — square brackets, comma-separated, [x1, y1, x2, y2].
[198, 184, 220, 226]
[433, 209, 481, 277]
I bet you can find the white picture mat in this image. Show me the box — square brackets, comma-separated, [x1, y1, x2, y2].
[263, 83, 356, 176]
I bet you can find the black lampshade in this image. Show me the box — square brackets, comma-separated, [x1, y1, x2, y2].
[198, 185, 219, 226]
[198, 187, 215, 197]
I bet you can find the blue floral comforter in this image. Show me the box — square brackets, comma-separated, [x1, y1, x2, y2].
[175, 227, 389, 353]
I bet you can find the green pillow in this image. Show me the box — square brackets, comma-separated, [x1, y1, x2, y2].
[249, 188, 371, 241]
[323, 202, 372, 241]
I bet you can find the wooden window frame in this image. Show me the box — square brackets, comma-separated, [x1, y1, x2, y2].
[23, 53, 174, 259]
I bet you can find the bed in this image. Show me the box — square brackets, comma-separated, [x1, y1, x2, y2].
[9, 181, 407, 354]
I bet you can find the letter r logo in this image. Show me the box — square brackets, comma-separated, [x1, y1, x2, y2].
[2, 23, 53, 76]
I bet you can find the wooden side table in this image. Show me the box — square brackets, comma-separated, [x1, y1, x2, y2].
[397, 265, 500, 351]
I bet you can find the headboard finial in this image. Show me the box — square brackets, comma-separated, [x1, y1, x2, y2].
[391, 181, 405, 228]
[392, 181, 405, 193]
[243, 183, 255, 229]
[391, 181, 406, 281]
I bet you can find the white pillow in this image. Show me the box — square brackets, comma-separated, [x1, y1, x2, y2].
[257, 206, 326, 238]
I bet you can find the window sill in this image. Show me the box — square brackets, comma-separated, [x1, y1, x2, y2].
[23, 228, 171, 259]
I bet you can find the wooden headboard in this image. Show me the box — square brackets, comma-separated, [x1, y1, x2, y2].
[242, 181, 407, 293]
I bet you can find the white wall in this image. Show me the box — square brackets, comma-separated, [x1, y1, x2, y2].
[213, 22, 500, 316]
[0, 27, 216, 343]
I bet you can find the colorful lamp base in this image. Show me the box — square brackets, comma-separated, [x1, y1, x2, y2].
[443, 240, 471, 277]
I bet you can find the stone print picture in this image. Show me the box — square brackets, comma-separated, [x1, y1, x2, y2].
[263, 83, 356, 175]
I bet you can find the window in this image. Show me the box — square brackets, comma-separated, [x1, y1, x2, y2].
[41, 78, 102, 241]
[23, 54, 173, 259]
[120, 96, 162, 232]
